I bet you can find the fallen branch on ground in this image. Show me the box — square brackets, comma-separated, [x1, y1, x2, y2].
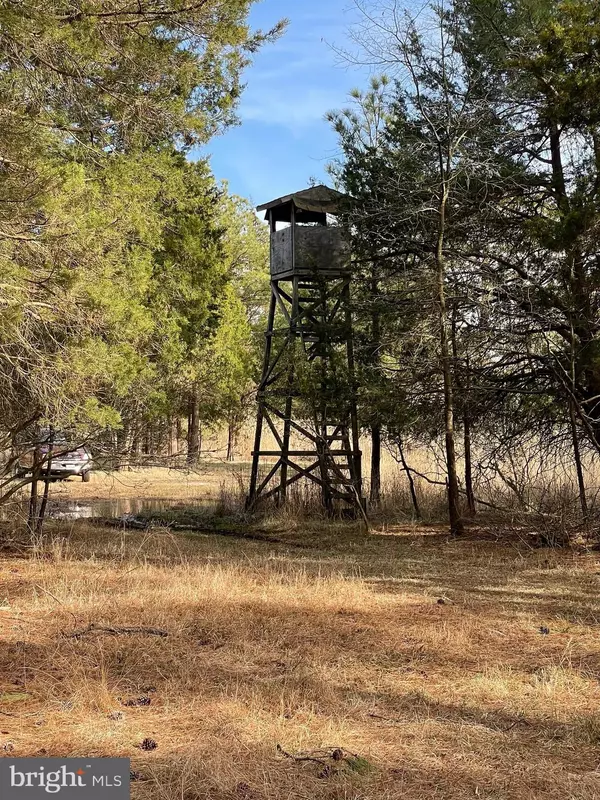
[65, 623, 168, 639]
[0, 709, 40, 718]
[276, 744, 329, 766]
[277, 745, 374, 778]
[368, 712, 405, 724]
[90, 517, 313, 547]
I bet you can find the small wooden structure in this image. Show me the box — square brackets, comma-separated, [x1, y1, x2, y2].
[246, 186, 365, 514]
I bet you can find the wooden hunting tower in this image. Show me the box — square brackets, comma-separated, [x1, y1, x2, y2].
[247, 185, 364, 514]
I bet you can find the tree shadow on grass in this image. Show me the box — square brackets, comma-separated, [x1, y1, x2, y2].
[1, 526, 600, 799]
[0, 650, 597, 798]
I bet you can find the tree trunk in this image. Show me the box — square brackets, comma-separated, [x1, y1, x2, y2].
[566, 323, 588, 520]
[435, 176, 464, 536]
[115, 427, 128, 471]
[168, 418, 177, 458]
[28, 448, 41, 533]
[397, 438, 420, 519]
[451, 303, 475, 518]
[463, 411, 476, 517]
[227, 422, 236, 462]
[370, 424, 382, 504]
[570, 400, 588, 518]
[187, 393, 201, 465]
[176, 417, 183, 459]
[143, 424, 151, 457]
[369, 275, 382, 504]
[131, 429, 142, 465]
[36, 430, 54, 537]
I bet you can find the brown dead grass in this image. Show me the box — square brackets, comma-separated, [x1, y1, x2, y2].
[1, 472, 600, 799]
[51, 466, 241, 502]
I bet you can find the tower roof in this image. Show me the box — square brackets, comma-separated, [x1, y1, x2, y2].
[257, 185, 347, 223]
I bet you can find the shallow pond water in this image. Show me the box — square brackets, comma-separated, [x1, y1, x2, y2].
[1, 496, 211, 522]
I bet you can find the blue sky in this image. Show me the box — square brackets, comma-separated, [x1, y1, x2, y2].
[202, 0, 369, 207]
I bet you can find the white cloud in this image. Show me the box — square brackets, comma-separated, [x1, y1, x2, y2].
[239, 87, 343, 132]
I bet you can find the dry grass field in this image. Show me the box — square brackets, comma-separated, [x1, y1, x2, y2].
[51, 465, 244, 502]
[1, 469, 600, 799]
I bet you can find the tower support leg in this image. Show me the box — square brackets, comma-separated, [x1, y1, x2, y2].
[247, 290, 277, 509]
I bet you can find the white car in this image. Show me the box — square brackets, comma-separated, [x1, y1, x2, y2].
[21, 443, 93, 482]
